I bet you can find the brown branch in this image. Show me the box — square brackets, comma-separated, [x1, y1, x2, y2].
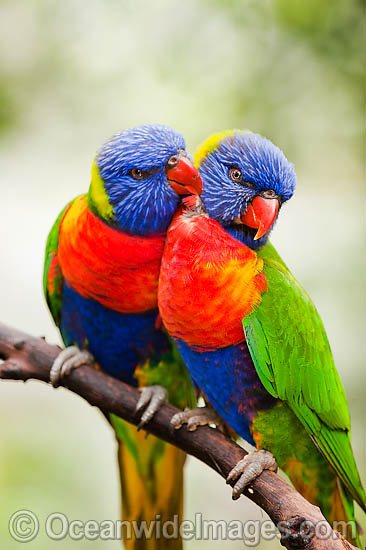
[0, 321, 357, 550]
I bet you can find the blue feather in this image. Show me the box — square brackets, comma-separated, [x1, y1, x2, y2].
[176, 338, 275, 443]
[96, 124, 185, 235]
[61, 284, 170, 384]
[200, 131, 296, 249]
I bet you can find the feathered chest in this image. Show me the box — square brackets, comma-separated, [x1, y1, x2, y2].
[58, 196, 165, 313]
[158, 211, 267, 349]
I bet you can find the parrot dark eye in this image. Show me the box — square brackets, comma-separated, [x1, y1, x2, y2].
[130, 168, 145, 180]
[229, 167, 242, 183]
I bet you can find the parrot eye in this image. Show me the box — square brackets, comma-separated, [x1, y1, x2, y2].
[229, 167, 242, 183]
[130, 168, 145, 180]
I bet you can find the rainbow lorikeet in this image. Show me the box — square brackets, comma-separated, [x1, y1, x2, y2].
[158, 130, 365, 546]
[43, 124, 202, 550]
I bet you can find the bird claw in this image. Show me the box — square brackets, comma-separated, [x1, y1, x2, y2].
[226, 449, 277, 500]
[135, 385, 168, 429]
[171, 406, 225, 432]
[50, 346, 94, 387]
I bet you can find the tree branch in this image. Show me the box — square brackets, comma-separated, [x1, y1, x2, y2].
[0, 321, 357, 550]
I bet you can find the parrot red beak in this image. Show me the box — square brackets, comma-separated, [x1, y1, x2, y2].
[240, 196, 279, 240]
[166, 157, 203, 196]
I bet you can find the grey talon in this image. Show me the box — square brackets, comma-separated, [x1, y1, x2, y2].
[136, 385, 168, 429]
[227, 450, 277, 500]
[50, 346, 94, 387]
[170, 406, 224, 431]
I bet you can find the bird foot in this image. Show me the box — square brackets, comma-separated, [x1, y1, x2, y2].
[226, 449, 277, 500]
[50, 346, 94, 387]
[135, 385, 168, 429]
[171, 406, 225, 432]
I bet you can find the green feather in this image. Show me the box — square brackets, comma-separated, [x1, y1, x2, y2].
[243, 241, 366, 510]
[43, 199, 77, 326]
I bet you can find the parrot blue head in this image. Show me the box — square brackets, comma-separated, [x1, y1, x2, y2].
[195, 130, 296, 249]
[88, 124, 202, 236]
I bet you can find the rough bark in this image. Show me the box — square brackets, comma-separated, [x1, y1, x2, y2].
[0, 321, 357, 550]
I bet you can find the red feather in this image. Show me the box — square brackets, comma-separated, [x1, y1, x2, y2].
[58, 196, 165, 313]
[159, 208, 267, 349]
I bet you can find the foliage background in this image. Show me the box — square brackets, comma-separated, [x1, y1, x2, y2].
[0, 0, 365, 548]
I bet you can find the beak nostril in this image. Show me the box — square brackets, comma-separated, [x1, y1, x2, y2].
[167, 155, 179, 169]
[262, 189, 277, 198]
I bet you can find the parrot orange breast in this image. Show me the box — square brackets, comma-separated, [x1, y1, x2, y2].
[158, 210, 267, 350]
[58, 196, 165, 313]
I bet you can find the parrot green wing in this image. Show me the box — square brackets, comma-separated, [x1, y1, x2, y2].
[243, 241, 366, 510]
[43, 200, 75, 327]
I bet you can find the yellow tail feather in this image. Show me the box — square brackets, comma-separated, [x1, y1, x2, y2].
[115, 419, 186, 550]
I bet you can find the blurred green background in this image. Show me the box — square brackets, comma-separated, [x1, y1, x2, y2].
[0, 0, 365, 548]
